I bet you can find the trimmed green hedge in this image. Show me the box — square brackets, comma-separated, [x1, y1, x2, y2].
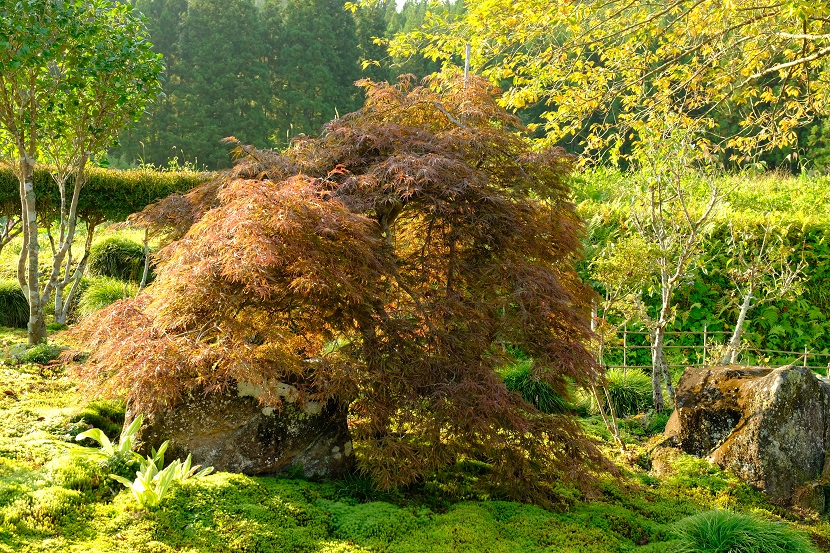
[0, 164, 206, 223]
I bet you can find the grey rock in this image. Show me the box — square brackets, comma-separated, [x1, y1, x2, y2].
[128, 381, 354, 478]
[671, 365, 830, 510]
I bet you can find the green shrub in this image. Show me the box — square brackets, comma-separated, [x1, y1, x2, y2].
[70, 400, 126, 441]
[647, 411, 671, 434]
[19, 343, 61, 365]
[0, 280, 28, 329]
[88, 237, 147, 281]
[672, 510, 817, 553]
[77, 276, 137, 317]
[603, 368, 653, 418]
[502, 360, 571, 414]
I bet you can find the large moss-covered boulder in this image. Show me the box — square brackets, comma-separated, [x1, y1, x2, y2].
[668, 365, 830, 510]
[129, 381, 354, 478]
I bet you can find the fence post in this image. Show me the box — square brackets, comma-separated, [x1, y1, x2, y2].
[804, 345, 809, 369]
[623, 324, 628, 376]
[703, 325, 708, 367]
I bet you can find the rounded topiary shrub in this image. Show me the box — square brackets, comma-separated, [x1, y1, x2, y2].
[0, 280, 28, 328]
[87, 237, 147, 282]
[77, 277, 138, 318]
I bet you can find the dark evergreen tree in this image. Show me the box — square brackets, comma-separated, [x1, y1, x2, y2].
[116, 0, 271, 169]
[264, 0, 363, 146]
[114, 0, 186, 167]
[353, 0, 397, 83]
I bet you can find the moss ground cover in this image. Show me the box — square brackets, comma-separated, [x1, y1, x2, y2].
[0, 326, 826, 552]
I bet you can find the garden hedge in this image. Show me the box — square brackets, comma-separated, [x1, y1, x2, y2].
[0, 164, 206, 224]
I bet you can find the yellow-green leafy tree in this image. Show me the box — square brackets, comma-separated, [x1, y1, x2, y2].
[374, 0, 830, 408]
[0, 0, 162, 343]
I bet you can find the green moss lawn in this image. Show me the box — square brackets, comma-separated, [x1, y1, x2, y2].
[0, 325, 826, 552]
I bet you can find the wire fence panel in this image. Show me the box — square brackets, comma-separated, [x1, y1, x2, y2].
[599, 326, 828, 375]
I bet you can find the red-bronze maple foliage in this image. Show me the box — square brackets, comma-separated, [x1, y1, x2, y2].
[72, 75, 610, 498]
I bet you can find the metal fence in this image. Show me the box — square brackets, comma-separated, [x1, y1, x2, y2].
[598, 325, 830, 373]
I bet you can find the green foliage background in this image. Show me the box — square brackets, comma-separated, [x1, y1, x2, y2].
[575, 170, 830, 367]
[113, 0, 462, 169]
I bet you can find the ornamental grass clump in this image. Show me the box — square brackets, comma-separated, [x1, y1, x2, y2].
[672, 510, 817, 553]
[502, 360, 572, 414]
[604, 368, 654, 417]
[71, 74, 612, 501]
[0, 280, 27, 328]
[88, 237, 147, 282]
[78, 277, 138, 317]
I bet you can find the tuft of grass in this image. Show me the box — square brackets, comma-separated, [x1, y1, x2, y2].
[77, 276, 137, 317]
[87, 236, 147, 282]
[70, 399, 125, 441]
[502, 360, 571, 414]
[0, 280, 28, 329]
[602, 368, 653, 418]
[19, 343, 62, 365]
[672, 510, 817, 553]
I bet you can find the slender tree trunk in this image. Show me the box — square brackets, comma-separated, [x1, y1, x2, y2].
[651, 324, 666, 412]
[17, 176, 28, 295]
[662, 361, 675, 402]
[42, 159, 87, 313]
[722, 290, 753, 365]
[19, 153, 45, 345]
[138, 228, 151, 292]
[56, 222, 96, 325]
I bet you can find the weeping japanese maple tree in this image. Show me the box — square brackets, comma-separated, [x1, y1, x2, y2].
[73, 75, 608, 497]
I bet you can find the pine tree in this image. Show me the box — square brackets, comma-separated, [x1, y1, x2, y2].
[117, 0, 271, 169]
[114, 0, 187, 167]
[265, 0, 363, 146]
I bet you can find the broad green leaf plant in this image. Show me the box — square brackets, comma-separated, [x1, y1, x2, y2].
[111, 449, 213, 509]
[77, 414, 213, 509]
[76, 413, 144, 459]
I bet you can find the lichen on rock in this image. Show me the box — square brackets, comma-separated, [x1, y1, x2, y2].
[129, 387, 354, 478]
[670, 365, 830, 511]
